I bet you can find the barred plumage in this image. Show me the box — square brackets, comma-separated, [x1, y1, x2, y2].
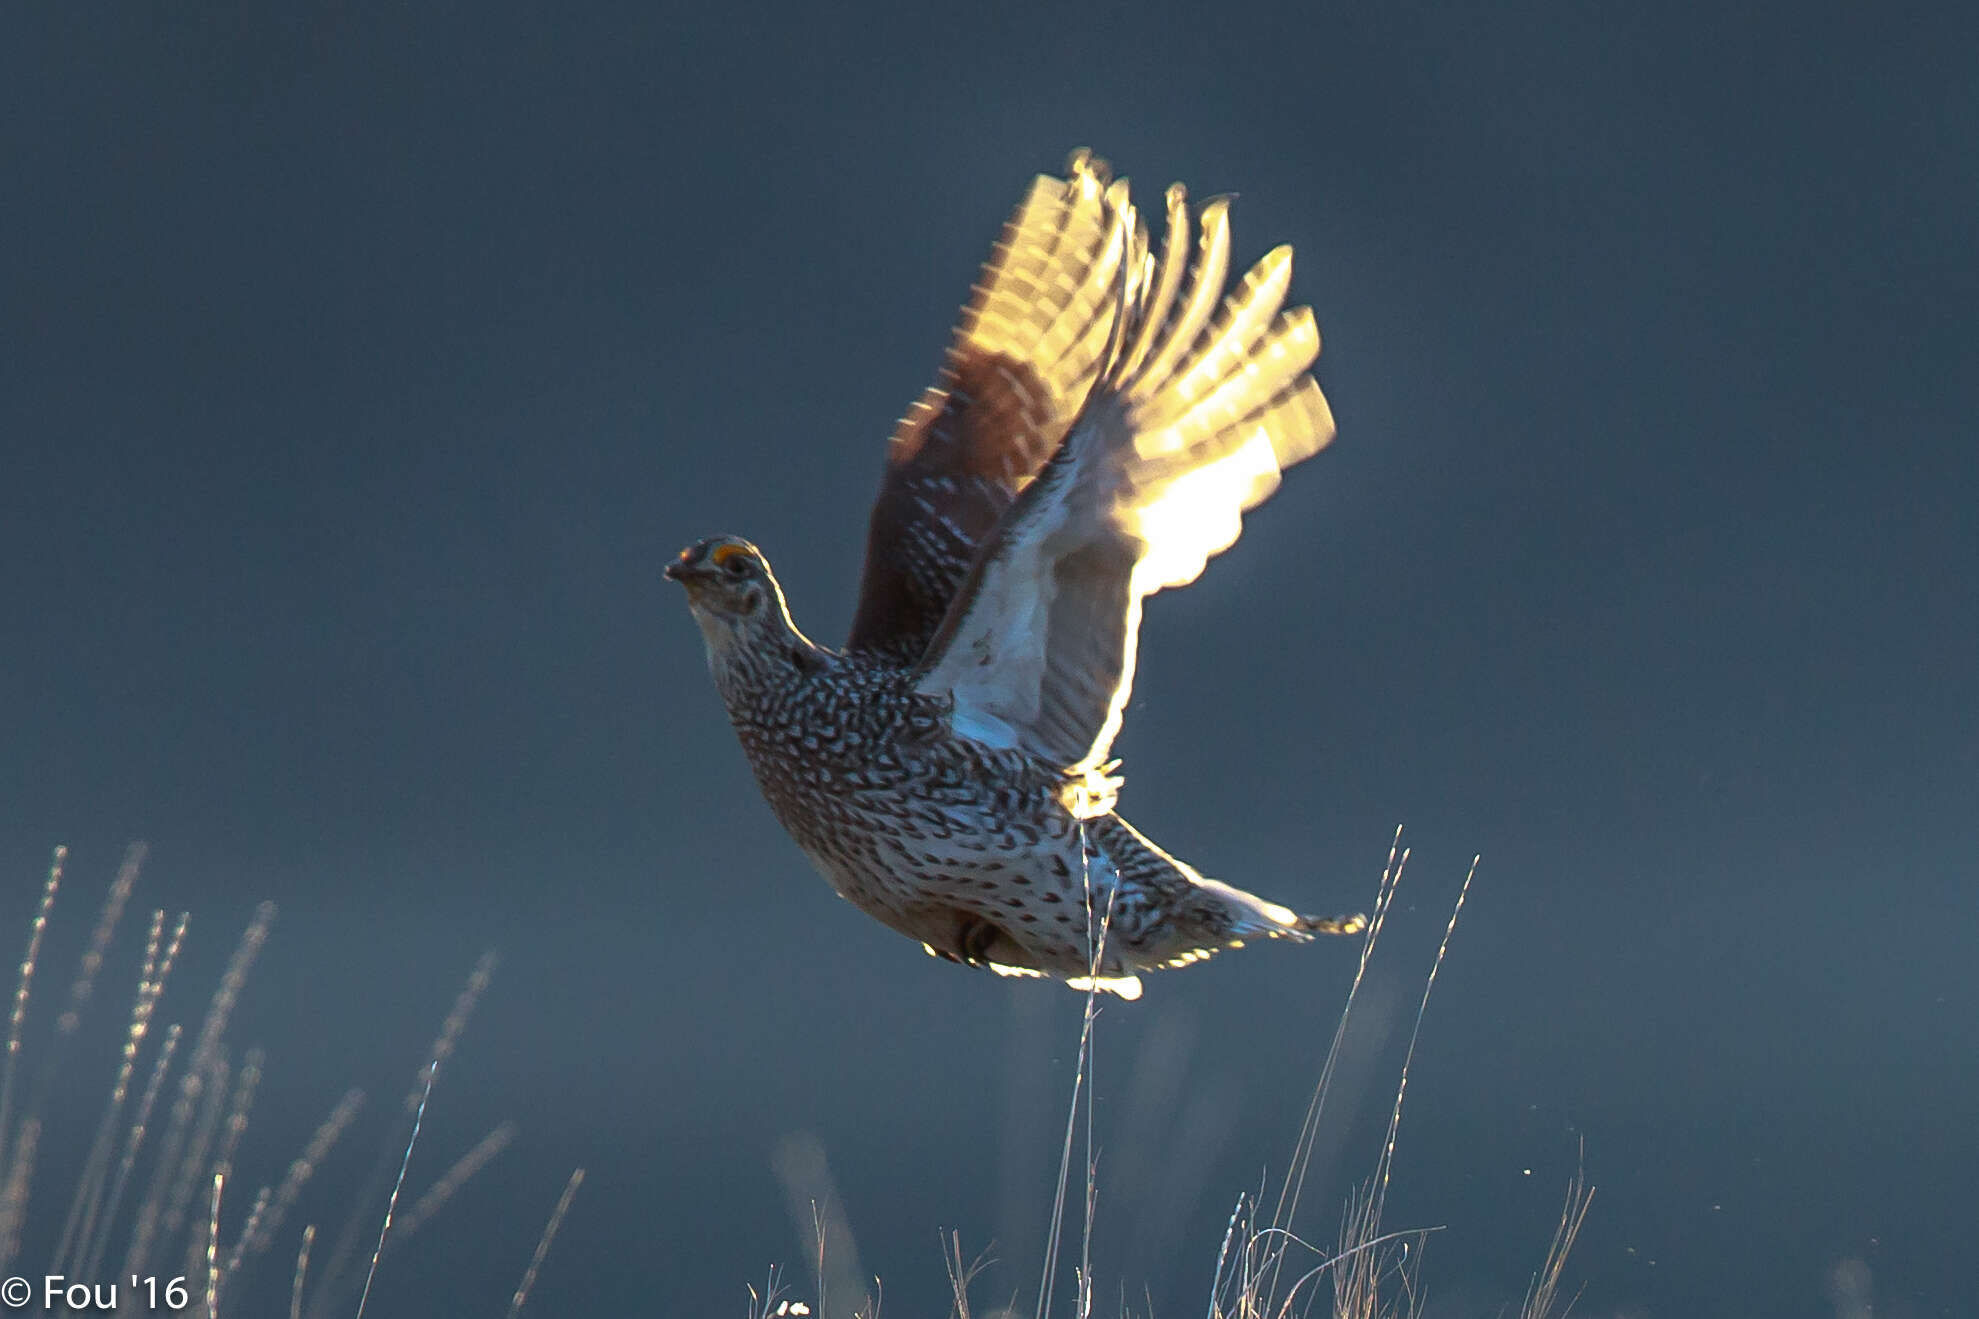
[666, 152, 1363, 998]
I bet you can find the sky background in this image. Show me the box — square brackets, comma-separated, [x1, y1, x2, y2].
[4, 3, 1975, 1316]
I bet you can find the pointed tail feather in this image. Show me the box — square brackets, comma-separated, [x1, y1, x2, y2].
[1297, 910, 1369, 936]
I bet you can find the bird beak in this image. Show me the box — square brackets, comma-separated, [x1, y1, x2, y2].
[664, 557, 703, 583]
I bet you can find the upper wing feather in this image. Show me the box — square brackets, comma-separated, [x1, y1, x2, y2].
[912, 164, 1335, 809]
[845, 152, 1138, 663]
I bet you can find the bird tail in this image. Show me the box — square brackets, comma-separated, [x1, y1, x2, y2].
[1295, 909, 1369, 937]
[1182, 876, 1368, 949]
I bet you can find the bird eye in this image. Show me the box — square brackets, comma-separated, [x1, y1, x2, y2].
[709, 542, 754, 576]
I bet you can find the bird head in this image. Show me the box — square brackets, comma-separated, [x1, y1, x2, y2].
[665, 536, 804, 665]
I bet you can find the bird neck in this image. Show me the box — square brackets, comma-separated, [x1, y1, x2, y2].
[707, 599, 827, 704]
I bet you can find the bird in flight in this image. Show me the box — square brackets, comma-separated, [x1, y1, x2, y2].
[666, 150, 1363, 998]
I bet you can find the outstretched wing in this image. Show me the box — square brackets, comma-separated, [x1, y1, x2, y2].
[913, 170, 1334, 805]
[845, 152, 1141, 664]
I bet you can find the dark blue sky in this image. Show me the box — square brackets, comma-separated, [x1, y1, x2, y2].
[4, 3, 1975, 1316]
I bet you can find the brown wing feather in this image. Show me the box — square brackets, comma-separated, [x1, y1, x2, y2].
[845, 152, 1139, 663]
[912, 166, 1335, 804]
